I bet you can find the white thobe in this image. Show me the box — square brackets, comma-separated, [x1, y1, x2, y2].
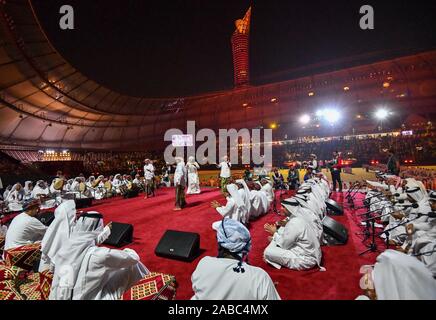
[216, 197, 247, 223]
[261, 183, 274, 205]
[264, 216, 321, 270]
[191, 256, 281, 300]
[39, 201, 77, 272]
[187, 162, 201, 194]
[143, 164, 155, 180]
[4, 213, 47, 251]
[5, 190, 24, 212]
[174, 162, 187, 187]
[249, 190, 269, 219]
[72, 247, 149, 300]
[218, 161, 231, 178]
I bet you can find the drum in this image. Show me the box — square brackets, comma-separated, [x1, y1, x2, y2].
[92, 178, 102, 188]
[53, 178, 65, 191]
[79, 182, 86, 193]
[104, 180, 112, 191]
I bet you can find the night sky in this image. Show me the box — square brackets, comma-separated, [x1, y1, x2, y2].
[32, 0, 436, 98]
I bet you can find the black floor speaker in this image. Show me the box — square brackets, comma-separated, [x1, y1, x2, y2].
[325, 199, 344, 216]
[75, 197, 93, 209]
[103, 222, 133, 247]
[124, 189, 139, 198]
[155, 230, 200, 262]
[322, 216, 348, 245]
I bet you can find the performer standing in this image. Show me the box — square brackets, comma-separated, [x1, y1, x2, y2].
[310, 154, 319, 172]
[287, 164, 300, 190]
[218, 156, 232, 193]
[329, 151, 343, 192]
[143, 159, 155, 199]
[161, 162, 172, 187]
[174, 157, 187, 211]
[186, 156, 201, 194]
[386, 148, 400, 176]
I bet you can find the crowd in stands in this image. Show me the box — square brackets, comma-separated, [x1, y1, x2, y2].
[273, 131, 436, 167]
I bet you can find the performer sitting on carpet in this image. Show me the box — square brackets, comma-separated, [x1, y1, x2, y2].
[357, 250, 436, 300]
[211, 183, 249, 228]
[5, 183, 25, 212]
[49, 213, 149, 300]
[191, 218, 281, 300]
[3, 198, 47, 253]
[263, 198, 322, 270]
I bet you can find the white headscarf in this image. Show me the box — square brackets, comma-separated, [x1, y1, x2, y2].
[74, 212, 104, 232]
[49, 212, 105, 300]
[406, 180, 428, 203]
[40, 200, 77, 271]
[31, 180, 48, 198]
[24, 181, 33, 193]
[373, 250, 436, 300]
[235, 179, 252, 214]
[6, 183, 24, 202]
[226, 184, 245, 209]
[49, 232, 99, 300]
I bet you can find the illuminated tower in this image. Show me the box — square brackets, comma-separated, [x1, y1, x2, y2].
[231, 7, 251, 88]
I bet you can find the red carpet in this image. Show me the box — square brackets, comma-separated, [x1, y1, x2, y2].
[83, 188, 376, 300]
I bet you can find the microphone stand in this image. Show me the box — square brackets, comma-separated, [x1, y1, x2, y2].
[356, 197, 389, 210]
[345, 183, 359, 198]
[376, 214, 428, 249]
[413, 248, 436, 257]
[359, 215, 379, 256]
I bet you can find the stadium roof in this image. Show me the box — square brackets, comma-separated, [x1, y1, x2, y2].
[1, 0, 436, 151]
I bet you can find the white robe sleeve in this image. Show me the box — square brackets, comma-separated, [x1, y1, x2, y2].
[216, 199, 235, 218]
[97, 248, 142, 269]
[275, 220, 302, 249]
[260, 274, 281, 300]
[29, 218, 49, 239]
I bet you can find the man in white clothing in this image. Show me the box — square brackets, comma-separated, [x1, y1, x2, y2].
[211, 184, 249, 227]
[39, 200, 77, 272]
[174, 157, 187, 210]
[217, 156, 231, 193]
[49, 214, 148, 300]
[191, 218, 280, 300]
[263, 201, 322, 270]
[358, 250, 436, 300]
[143, 159, 155, 198]
[4, 199, 47, 252]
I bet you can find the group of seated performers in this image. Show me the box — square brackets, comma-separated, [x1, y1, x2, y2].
[1, 199, 149, 300]
[263, 174, 330, 270]
[0, 171, 157, 215]
[211, 178, 274, 228]
[354, 171, 436, 299]
[2, 165, 436, 300]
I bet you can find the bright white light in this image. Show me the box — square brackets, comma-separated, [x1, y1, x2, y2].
[299, 114, 311, 125]
[375, 109, 389, 120]
[323, 109, 341, 123]
[316, 110, 324, 117]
